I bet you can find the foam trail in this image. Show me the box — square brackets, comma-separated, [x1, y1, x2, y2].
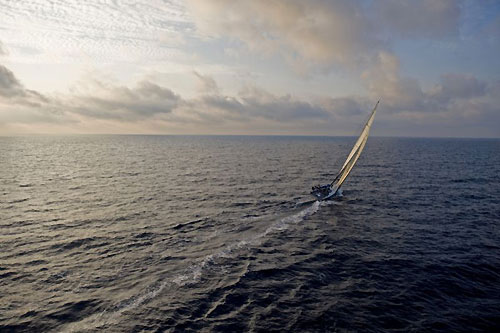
[263, 200, 320, 236]
[65, 280, 172, 332]
[66, 201, 321, 331]
[173, 200, 321, 285]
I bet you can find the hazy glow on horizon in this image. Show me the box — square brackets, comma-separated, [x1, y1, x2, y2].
[0, 0, 499, 137]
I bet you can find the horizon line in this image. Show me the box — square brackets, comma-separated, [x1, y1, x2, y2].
[1, 133, 499, 140]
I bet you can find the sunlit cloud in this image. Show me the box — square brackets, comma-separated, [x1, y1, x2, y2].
[0, 1, 498, 137]
[1, 61, 498, 137]
[186, 0, 379, 70]
[193, 71, 220, 95]
[0, 40, 8, 56]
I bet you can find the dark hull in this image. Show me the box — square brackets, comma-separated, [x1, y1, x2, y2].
[310, 186, 337, 201]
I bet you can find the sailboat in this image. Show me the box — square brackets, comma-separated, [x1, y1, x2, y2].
[311, 101, 379, 201]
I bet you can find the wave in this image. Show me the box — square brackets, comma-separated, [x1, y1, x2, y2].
[64, 201, 322, 331]
[174, 200, 322, 286]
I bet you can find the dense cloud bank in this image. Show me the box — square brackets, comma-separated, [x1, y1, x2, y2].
[1, 63, 498, 137]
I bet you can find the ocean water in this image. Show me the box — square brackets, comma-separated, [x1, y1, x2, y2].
[1, 135, 499, 332]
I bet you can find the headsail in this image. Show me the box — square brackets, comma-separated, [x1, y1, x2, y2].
[331, 101, 379, 193]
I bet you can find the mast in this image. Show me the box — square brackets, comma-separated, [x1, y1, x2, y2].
[331, 101, 379, 190]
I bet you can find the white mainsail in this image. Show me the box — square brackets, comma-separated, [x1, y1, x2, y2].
[310, 101, 378, 200]
[330, 101, 378, 193]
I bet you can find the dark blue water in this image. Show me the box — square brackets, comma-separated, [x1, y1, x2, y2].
[1, 136, 499, 332]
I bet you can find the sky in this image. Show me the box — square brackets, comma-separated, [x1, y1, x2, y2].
[0, 0, 499, 137]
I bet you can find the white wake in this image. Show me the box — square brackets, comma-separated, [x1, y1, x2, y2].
[65, 201, 322, 332]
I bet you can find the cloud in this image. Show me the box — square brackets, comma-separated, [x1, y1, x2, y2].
[237, 85, 332, 121]
[158, 30, 187, 46]
[358, 50, 499, 137]
[63, 72, 368, 131]
[362, 51, 489, 115]
[0, 1, 191, 64]
[362, 51, 425, 112]
[187, 0, 464, 73]
[0, 64, 24, 97]
[1, 64, 498, 137]
[1, 1, 497, 137]
[0, 40, 7, 56]
[374, 0, 461, 38]
[187, 0, 379, 69]
[193, 71, 219, 94]
[173, 86, 335, 127]
[0, 65, 73, 126]
[0, 64, 49, 106]
[431, 73, 487, 102]
[69, 80, 181, 121]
